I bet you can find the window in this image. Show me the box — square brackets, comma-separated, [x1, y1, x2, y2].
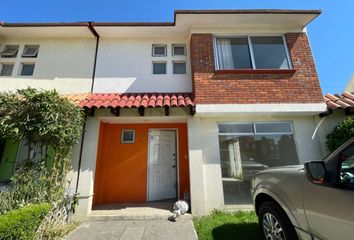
[172, 44, 186, 56]
[0, 45, 19, 58]
[218, 122, 298, 205]
[20, 63, 35, 76]
[152, 44, 167, 57]
[339, 145, 354, 185]
[173, 62, 186, 74]
[121, 129, 135, 143]
[215, 36, 291, 70]
[0, 63, 14, 76]
[22, 45, 39, 58]
[153, 62, 166, 74]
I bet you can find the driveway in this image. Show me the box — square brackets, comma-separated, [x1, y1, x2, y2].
[66, 219, 198, 240]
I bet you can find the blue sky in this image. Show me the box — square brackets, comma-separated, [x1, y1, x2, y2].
[1, 0, 353, 94]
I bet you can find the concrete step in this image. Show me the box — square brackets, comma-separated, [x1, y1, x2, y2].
[89, 202, 192, 221]
[88, 213, 192, 221]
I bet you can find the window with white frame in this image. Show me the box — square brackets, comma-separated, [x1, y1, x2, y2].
[0, 45, 19, 58]
[215, 36, 291, 70]
[218, 122, 299, 205]
[19, 63, 35, 76]
[152, 62, 167, 74]
[22, 45, 39, 58]
[152, 44, 167, 57]
[173, 61, 186, 74]
[121, 129, 135, 143]
[172, 44, 186, 56]
[0, 63, 14, 76]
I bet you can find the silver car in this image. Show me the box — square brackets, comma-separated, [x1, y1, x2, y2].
[251, 137, 354, 240]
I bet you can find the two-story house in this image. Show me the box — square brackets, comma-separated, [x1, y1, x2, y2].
[0, 10, 327, 218]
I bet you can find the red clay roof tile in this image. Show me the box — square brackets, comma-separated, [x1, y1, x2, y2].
[67, 93, 194, 109]
[324, 91, 354, 110]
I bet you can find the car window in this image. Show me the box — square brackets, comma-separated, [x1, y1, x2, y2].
[339, 144, 354, 185]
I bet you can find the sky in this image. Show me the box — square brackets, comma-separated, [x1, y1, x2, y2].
[1, 0, 353, 94]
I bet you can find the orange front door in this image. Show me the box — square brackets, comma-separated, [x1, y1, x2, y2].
[93, 123, 190, 207]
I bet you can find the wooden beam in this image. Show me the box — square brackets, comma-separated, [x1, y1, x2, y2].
[138, 107, 145, 116]
[189, 106, 196, 116]
[319, 108, 332, 118]
[110, 107, 120, 116]
[165, 106, 170, 116]
[85, 107, 95, 117]
[344, 107, 354, 115]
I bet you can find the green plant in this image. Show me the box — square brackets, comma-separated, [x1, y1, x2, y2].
[0, 203, 50, 240]
[38, 222, 78, 240]
[193, 210, 260, 240]
[326, 117, 354, 152]
[0, 88, 84, 214]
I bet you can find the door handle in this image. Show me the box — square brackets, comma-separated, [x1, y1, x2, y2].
[172, 165, 176, 168]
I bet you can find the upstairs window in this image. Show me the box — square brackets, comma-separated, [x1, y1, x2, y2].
[215, 36, 291, 70]
[152, 44, 167, 57]
[0, 63, 14, 76]
[22, 45, 39, 58]
[0, 45, 19, 58]
[20, 63, 35, 76]
[173, 61, 186, 74]
[152, 62, 166, 74]
[172, 44, 186, 56]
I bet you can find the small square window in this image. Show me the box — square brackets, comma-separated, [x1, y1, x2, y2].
[121, 129, 135, 143]
[153, 62, 166, 74]
[20, 63, 35, 76]
[173, 62, 186, 74]
[172, 44, 186, 56]
[0, 64, 14, 76]
[0, 45, 19, 58]
[152, 44, 167, 57]
[22, 45, 39, 58]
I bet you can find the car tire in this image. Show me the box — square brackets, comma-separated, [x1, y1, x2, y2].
[258, 201, 298, 240]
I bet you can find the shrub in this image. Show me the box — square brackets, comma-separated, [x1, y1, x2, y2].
[326, 117, 354, 152]
[0, 203, 51, 240]
[0, 88, 84, 214]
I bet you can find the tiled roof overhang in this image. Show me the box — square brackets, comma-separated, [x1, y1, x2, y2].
[324, 92, 354, 110]
[79, 93, 194, 108]
[65, 93, 195, 116]
[321, 92, 354, 117]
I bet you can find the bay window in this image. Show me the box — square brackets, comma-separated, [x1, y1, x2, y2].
[215, 36, 291, 70]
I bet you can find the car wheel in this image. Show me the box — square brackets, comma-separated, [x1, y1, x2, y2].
[258, 201, 298, 240]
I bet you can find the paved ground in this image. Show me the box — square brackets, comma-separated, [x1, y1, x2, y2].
[66, 219, 198, 240]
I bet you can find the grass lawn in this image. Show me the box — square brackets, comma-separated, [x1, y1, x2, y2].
[193, 210, 262, 240]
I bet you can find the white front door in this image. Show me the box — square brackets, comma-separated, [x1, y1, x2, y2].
[148, 130, 177, 201]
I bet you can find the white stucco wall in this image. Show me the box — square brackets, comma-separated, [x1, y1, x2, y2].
[188, 114, 324, 215]
[93, 38, 192, 93]
[72, 108, 192, 219]
[315, 110, 347, 156]
[0, 38, 96, 94]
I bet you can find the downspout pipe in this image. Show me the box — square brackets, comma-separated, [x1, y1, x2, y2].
[75, 23, 100, 194]
[88, 22, 100, 93]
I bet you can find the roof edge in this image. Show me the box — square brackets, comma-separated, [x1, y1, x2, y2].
[0, 9, 322, 28]
[174, 9, 322, 15]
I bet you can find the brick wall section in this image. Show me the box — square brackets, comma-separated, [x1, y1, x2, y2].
[190, 33, 324, 104]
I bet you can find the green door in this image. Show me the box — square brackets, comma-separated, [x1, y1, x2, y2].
[0, 141, 20, 182]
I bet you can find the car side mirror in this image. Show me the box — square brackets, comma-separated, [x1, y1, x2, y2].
[304, 161, 326, 184]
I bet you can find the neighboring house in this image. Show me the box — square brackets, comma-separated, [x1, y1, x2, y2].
[0, 10, 330, 218]
[345, 75, 354, 92]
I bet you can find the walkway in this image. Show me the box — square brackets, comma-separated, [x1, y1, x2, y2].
[66, 219, 198, 240]
[66, 202, 198, 240]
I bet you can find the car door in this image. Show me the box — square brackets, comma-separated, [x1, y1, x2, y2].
[302, 144, 354, 240]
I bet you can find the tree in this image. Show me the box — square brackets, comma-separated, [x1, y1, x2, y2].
[326, 116, 354, 152]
